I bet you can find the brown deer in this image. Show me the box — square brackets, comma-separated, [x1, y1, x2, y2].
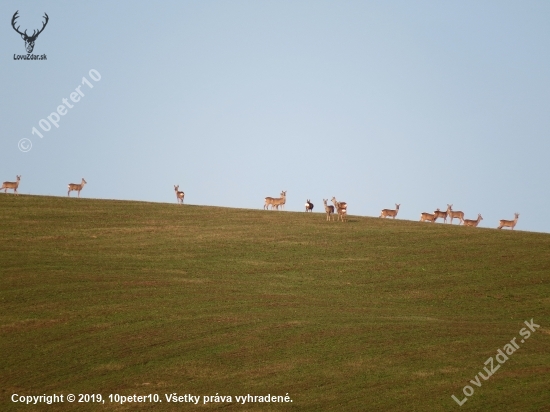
[323, 199, 334, 221]
[331, 197, 347, 221]
[448, 205, 464, 225]
[336, 205, 347, 222]
[434, 204, 452, 223]
[305, 199, 314, 212]
[1, 175, 21, 195]
[498, 213, 519, 230]
[67, 178, 87, 197]
[271, 191, 287, 210]
[420, 210, 437, 222]
[265, 191, 286, 210]
[380, 204, 400, 219]
[264, 191, 282, 210]
[463, 214, 483, 227]
[331, 196, 347, 210]
[174, 185, 185, 204]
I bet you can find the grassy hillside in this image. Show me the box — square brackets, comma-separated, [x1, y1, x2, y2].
[1, 195, 549, 411]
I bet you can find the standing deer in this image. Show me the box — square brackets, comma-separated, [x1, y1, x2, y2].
[498, 213, 519, 230]
[1, 175, 21, 195]
[264, 191, 282, 210]
[67, 178, 87, 197]
[380, 204, 400, 219]
[448, 205, 465, 225]
[336, 205, 347, 222]
[174, 185, 185, 204]
[463, 214, 483, 227]
[265, 191, 286, 210]
[434, 204, 452, 223]
[305, 199, 314, 212]
[331, 197, 347, 221]
[323, 199, 334, 221]
[420, 210, 438, 222]
[271, 191, 287, 210]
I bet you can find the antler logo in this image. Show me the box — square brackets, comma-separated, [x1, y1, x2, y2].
[11, 11, 49, 53]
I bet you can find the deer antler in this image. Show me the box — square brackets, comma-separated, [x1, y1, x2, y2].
[11, 11, 26, 37]
[11, 11, 49, 40]
[31, 13, 49, 39]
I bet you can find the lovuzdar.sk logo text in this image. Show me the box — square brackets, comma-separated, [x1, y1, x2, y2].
[11, 10, 48, 60]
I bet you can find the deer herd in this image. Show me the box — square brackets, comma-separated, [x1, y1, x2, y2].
[262, 190, 520, 230]
[0, 175, 522, 230]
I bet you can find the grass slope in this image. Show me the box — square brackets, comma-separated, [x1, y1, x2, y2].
[1, 195, 549, 411]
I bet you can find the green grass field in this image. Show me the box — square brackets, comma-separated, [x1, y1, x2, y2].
[1, 195, 549, 411]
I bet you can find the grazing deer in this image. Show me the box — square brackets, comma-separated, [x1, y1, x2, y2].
[305, 199, 314, 212]
[434, 204, 452, 223]
[498, 213, 519, 230]
[380, 204, 400, 219]
[67, 178, 87, 197]
[174, 185, 185, 204]
[323, 199, 335, 221]
[1, 175, 21, 195]
[448, 205, 464, 225]
[420, 210, 438, 222]
[463, 214, 483, 227]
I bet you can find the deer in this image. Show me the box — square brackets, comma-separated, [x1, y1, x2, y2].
[463, 214, 483, 227]
[264, 192, 283, 210]
[420, 210, 438, 222]
[448, 205, 464, 225]
[305, 199, 314, 212]
[11, 11, 49, 54]
[498, 213, 519, 230]
[67, 178, 87, 197]
[1, 175, 21, 195]
[433, 204, 452, 223]
[336, 205, 347, 222]
[271, 191, 287, 210]
[323, 199, 335, 221]
[380, 204, 400, 219]
[265, 191, 286, 210]
[331, 197, 347, 221]
[174, 185, 185, 204]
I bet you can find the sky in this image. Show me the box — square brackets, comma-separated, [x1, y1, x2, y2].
[2, 1, 549, 232]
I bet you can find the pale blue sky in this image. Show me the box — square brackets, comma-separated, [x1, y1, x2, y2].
[2, 1, 549, 232]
